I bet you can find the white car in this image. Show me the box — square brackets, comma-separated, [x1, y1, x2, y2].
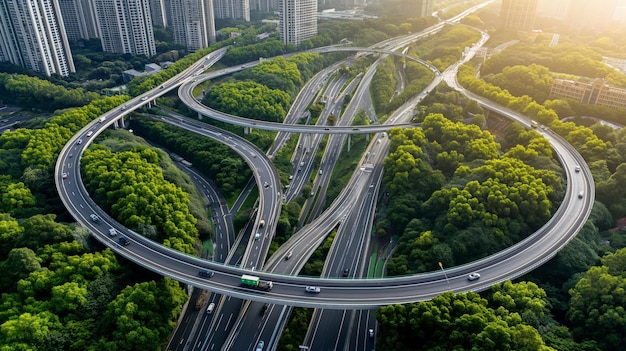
[468, 272, 481, 281]
[108, 228, 117, 236]
[254, 233, 260, 240]
[255, 341, 264, 351]
[305, 286, 320, 293]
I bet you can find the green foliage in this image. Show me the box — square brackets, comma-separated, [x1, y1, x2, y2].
[302, 231, 336, 277]
[0, 95, 128, 176]
[222, 39, 292, 65]
[131, 119, 251, 200]
[234, 57, 301, 95]
[458, 64, 611, 164]
[376, 288, 555, 351]
[0, 210, 186, 351]
[481, 44, 615, 83]
[485, 64, 554, 103]
[81, 147, 198, 254]
[0, 73, 100, 112]
[370, 57, 397, 113]
[99, 279, 187, 351]
[204, 80, 290, 123]
[407, 25, 481, 72]
[277, 308, 313, 351]
[567, 248, 626, 349]
[384, 114, 560, 274]
[0, 176, 36, 217]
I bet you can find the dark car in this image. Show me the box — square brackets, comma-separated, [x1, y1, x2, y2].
[198, 270, 214, 278]
[118, 235, 131, 246]
[261, 303, 269, 315]
[342, 268, 349, 277]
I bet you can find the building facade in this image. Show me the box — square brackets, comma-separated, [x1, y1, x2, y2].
[169, 0, 215, 51]
[408, 0, 433, 19]
[149, 0, 168, 27]
[0, 0, 75, 76]
[58, 0, 100, 42]
[279, 0, 317, 46]
[93, 0, 156, 56]
[499, 0, 537, 31]
[550, 78, 626, 110]
[249, 0, 278, 12]
[213, 0, 250, 21]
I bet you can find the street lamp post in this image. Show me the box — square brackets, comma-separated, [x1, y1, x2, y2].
[438, 261, 450, 290]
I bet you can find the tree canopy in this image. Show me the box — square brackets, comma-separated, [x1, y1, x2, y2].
[383, 113, 561, 275]
[376, 284, 555, 351]
[204, 80, 290, 123]
[567, 248, 626, 350]
[81, 147, 198, 254]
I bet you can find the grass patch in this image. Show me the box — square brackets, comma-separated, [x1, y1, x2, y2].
[368, 252, 378, 278]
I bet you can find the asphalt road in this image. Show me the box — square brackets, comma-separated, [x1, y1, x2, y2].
[55, 21, 593, 310]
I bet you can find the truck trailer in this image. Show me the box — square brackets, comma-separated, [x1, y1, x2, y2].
[240, 274, 273, 291]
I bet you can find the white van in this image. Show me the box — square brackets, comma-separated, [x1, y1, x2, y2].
[206, 303, 215, 314]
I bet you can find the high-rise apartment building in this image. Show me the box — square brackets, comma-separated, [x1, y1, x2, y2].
[58, 0, 100, 42]
[499, 0, 537, 31]
[93, 0, 156, 57]
[149, 0, 168, 27]
[213, 0, 250, 21]
[249, 0, 278, 12]
[169, 0, 216, 51]
[407, 0, 433, 19]
[279, 0, 317, 45]
[0, 0, 75, 76]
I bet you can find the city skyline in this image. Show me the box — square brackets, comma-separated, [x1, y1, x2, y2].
[0, 0, 75, 76]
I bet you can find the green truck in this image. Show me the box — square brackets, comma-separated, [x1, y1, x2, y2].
[240, 274, 273, 291]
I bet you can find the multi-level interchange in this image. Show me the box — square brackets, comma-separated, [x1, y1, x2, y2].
[54, 7, 593, 351]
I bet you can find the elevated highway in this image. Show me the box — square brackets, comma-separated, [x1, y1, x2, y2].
[55, 35, 594, 310]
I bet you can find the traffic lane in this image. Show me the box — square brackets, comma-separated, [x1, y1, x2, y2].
[58, 125, 584, 306]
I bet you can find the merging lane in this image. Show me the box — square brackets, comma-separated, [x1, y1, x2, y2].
[55, 35, 594, 309]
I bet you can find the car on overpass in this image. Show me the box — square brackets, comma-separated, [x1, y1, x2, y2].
[305, 286, 321, 293]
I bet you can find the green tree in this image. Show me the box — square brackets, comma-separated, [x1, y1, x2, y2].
[567, 248, 626, 349]
[376, 290, 554, 351]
